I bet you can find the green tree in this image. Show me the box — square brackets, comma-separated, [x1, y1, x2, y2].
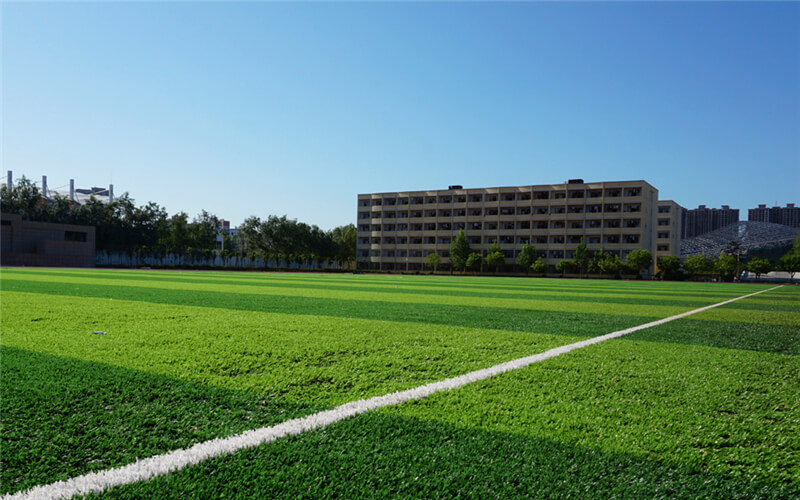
[777, 251, 800, 279]
[598, 254, 624, 277]
[683, 254, 712, 281]
[189, 210, 220, 253]
[713, 253, 738, 282]
[531, 257, 547, 275]
[555, 260, 574, 277]
[516, 244, 537, 275]
[449, 229, 472, 273]
[625, 249, 653, 279]
[160, 212, 191, 254]
[655, 255, 682, 281]
[0, 176, 43, 220]
[746, 256, 773, 280]
[574, 239, 589, 277]
[331, 224, 356, 268]
[466, 252, 483, 273]
[485, 240, 505, 273]
[588, 249, 607, 274]
[425, 252, 442, 273]
[485, 251, 505, 273]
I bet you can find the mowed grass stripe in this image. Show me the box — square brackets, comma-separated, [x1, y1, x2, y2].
[4, 286, 781, 500]
[0, 275, 763, 320]
[3, 268, 760, 302]
[0, 291, 639, 400]
[9, 272, 768, 310]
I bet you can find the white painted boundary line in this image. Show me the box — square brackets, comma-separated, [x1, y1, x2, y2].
[7, 285, 783, 500]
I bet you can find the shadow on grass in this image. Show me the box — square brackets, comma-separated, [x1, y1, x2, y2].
[626, 318, 800, 356]
[0, 347, 325, 496]
[91, 411, 796, 499]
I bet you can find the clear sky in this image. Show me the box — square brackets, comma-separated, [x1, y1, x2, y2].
[3, 1, 798, 230]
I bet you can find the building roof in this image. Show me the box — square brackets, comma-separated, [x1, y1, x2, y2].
[680, 221, 797, 257]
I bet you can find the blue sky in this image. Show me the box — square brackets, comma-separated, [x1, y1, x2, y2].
[3, 2, 798, 229]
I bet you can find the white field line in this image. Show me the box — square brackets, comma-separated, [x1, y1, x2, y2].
[6, 285, 783, 500]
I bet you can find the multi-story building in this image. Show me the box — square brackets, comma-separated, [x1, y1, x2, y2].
[748, 203, 799, 228]
[357, 179, 675, 274]
[682, 205, 739, 238]
[655, 200, 683, 261]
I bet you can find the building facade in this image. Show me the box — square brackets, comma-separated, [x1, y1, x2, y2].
[655, 200, 683, 262]
[357, 179, 674, 273]
[1, 213, 96, 267]
[681, 205, 739, 238]
[748, 203, 799, 228]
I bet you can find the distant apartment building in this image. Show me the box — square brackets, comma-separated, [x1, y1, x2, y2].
[357, 179, 678, 273]
[681, 205, 739, 238]
[748, 203, 799, 228]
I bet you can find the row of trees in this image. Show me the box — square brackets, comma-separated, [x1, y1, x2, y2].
[239, 216, 355, 268]
[1, 176, 356, 267]
[427, 231, 655, 278]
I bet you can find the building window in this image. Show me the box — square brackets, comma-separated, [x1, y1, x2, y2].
[657, 244, 669, 252]
[624, 219, 641, 228]
[65, 231, 87, 242]
[623, 235, 639, 244]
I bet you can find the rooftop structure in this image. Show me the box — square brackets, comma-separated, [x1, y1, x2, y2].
[4, 170, 114, 205]
[680, 221, 797, 258]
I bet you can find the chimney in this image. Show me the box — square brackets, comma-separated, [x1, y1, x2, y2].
[42, 175, 48, 197]
[109, 184, 114, 203]
[6, 170, 12, 190]
[70, 179, 75, 201]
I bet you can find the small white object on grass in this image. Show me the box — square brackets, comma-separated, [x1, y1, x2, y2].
[91, 331, 106, 335]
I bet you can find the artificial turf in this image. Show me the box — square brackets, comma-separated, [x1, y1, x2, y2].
[1, 268, 796, 497]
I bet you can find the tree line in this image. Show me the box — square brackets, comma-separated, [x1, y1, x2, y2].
[433, 230, 654, 278]
[1, 176, 356, 268]
[655, 237, 800, 282]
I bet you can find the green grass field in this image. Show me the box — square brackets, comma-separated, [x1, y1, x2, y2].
[1, 268, 798, 498]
